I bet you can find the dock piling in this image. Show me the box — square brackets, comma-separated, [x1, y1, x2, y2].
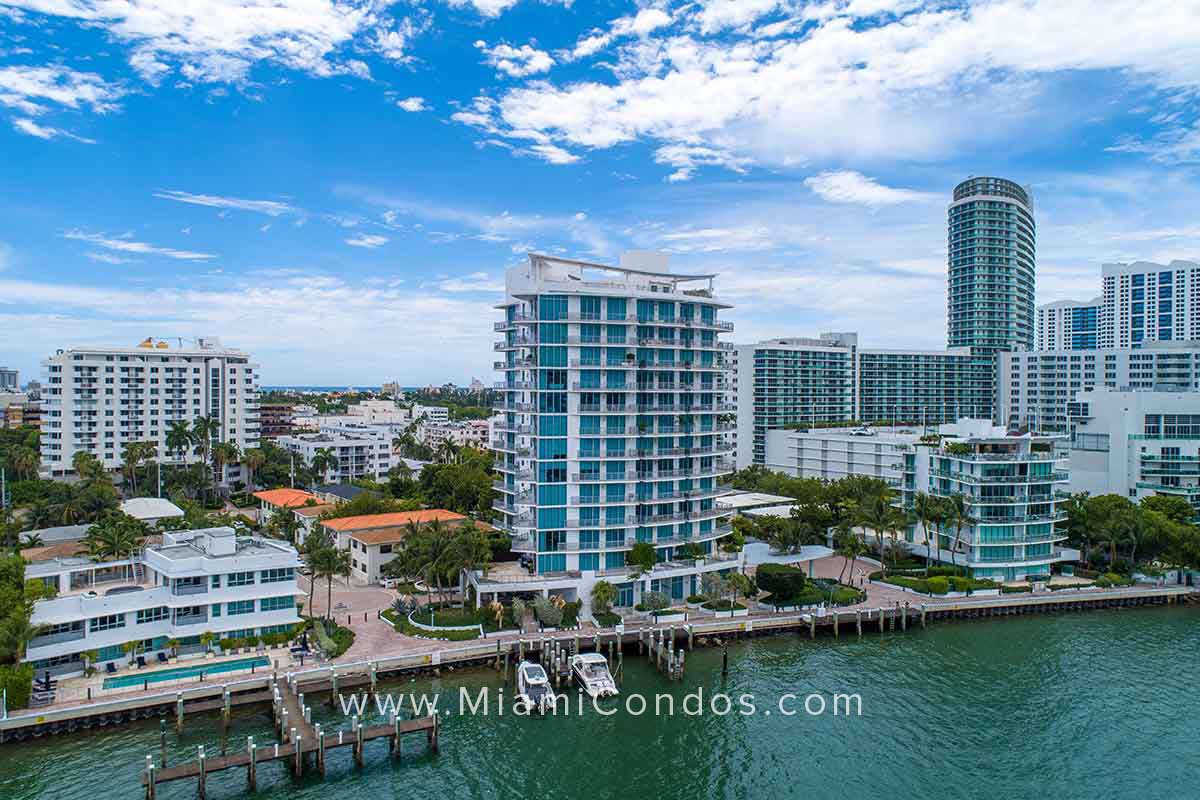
[247, 736, 257, 791]
[175, 693, 184, 733]
[855, 609, 862, 637]
[144, 756, 155, 800]
[197, 746, 207, 800]
[294, 735, 303, 777]
[159, 719, 167, 768]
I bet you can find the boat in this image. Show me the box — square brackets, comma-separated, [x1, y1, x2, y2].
[570, 652, 619, 698]
[515, 661, 557, 713]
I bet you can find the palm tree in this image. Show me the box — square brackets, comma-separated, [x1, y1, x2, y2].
[190, 416, 219, 497]
[0, 614, 45, 663]
[913, 492, 940, 577]
[55, 488, 85, 525]
[310, 447, 338, 484]
[20, 532, 44, 549]
[9, 445, 39, 480]
[942, 493, 975, 575]
[72, 451, 105, 483]
[166, 420, 193, 464]
[83, 513, 148, 561]
[314, 547, 352, 621]
[856, 489, 901, 576]
[212, 441, 241, 491]
[242, 447, 266, 491]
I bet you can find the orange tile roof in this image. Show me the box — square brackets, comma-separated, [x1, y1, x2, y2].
[292, 504, 333, 517]
[321, 509, 466, 532]
[348, 527, 408, 546]
[253, 488, 319, 508]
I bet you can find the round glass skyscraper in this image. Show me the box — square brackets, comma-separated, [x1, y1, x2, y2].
[947, 177, 1036, 354]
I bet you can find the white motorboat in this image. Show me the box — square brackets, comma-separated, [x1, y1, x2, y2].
[516, 661, 557, 713]
[570, 653, 619, 698]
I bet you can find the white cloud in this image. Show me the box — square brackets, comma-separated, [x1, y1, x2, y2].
[12, 117, 95, 142]
[803, 170, 935, 205]
[446, 0, 519, 18]
[6, 1, 425, 84]
[62, 230, 216, 261]
[566, 7, 673, 61]
[456, 0, 1200, 180]
[84, 251, 136, 265]
[1108, 120, 1200, 164]
[0, 65, 123, 116]
[476, 41, 554, 78]
[0, 272, 497, 383]
[154, 190, 299, 217]
[345, 233, 389, 248]
[528, 142, 579, 164]
[693, 0, 785, 34]
[397, 96, 427, 112]
[437, 271, 504, 292]
[654, 143, 751, 182]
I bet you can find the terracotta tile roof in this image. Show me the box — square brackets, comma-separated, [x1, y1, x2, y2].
[253, 488, 319, 508]
[292, 504, 333, 517]
[348, 527, 408, 546]
[321, 509, 466, 532]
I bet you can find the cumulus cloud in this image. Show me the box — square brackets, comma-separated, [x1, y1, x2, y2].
[154, 190, 299, 217]
[6, 1, 424, 84]
[566, 8, 674, 60]
[803, 170, 936, 205]
[396, 96, 427, 112]
[455, 0, 1200, 180]
[63, 230, 216, 260]
[475, 41, 554, 78]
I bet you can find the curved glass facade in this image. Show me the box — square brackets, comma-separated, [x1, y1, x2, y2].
[948, 176, 1036, 354]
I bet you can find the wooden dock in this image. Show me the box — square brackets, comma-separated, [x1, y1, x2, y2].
[141, 674, 437, 799]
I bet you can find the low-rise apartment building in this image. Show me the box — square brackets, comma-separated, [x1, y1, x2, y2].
[766, 419, 1070, 581]
[277, 422, 393, 483]
[24, 527, 302, 677]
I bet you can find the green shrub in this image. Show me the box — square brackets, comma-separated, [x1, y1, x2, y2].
[1096, 572, 1134, 588]
[592, 611, 621, 627]
[0, 664, 34, 710]
[636, 591, 669, 612]
[755, 563, 807, 600]
[926, 576, 949, 595]
[951, 577, 973, 592]
[686, 594, 707, 604]
[1001, 584, 1032, 594]
[701, 599, 746, 612]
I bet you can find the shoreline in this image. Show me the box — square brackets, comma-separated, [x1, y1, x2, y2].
[3, 582, 1192, 744]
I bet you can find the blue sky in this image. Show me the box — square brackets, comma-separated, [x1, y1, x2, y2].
[1, 0, 1199, 385]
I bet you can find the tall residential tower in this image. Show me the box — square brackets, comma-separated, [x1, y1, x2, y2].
[479, 253, 739, 610]
[947, 177, 1036, 354]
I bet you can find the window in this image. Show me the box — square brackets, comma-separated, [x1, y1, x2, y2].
[90, 614, 126, 632]
[227, 600, 255, 616]
[136, 607, 169, 625]
[260, 596, 296, 612]
[260, 567, 294, 584]
[228, 571, 256, 587]
[211, 575, 221, 589]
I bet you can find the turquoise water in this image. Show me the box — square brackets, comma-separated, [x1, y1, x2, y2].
[102, 657, 271, 689]
[4, 607, 1198, 799]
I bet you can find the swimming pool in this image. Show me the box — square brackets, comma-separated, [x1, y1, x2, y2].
[102, 655, 271, 689]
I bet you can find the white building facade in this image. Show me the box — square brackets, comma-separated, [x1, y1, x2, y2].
[1068, 388, 1200, 520]
[39, 338, 260, 477]
[1100, 260, 1200, 349]
[25, 527, 302, 677]
[277, 422, 394, 483]
[996, 342, 1200, 433]
[1036, 298, 1102, 351]
[766, 419, 1070, 581]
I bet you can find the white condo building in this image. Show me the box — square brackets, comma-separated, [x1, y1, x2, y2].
[1036, 297, 1101, 350]
[1068, 388, 1200, 520]
[480, 252, 740, 611]
[1100, 260, 1200, 348]
[766, 419, 1070, 581]
[277, 420, 394, 483]
[24, 527, 302, 677]
[40, 338, 260, 477]
[996, 342, 1200, 433]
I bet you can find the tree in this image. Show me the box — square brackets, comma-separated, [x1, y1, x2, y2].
[301, 531, 333, 611]
[267, 505, 301, 545]
[310, 447, 338, 484]
[856, 488, 904, 575]
[913, 492, 940, 576]
[242, 447, 267, 491]
[166, 420, 193, 465]
[190, 416, 219, 497]
[312, 545, 352, 621]
[72, 451, 105, 483]
[8, 446, 39, 481]
[591, 580, 617, 614]
[83, 512, 149, 561]
[941, 494, 975, 574]
[1140, 495, 1195, 526]
[1061, 492, 1093, 566]
[626, 541, 657, 575]
[835, 527, 868, 584]
[212, 441, 241, 490]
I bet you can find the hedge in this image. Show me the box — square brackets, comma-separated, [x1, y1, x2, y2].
[756, 563, 807, 599]
[0, 664, 33, 710]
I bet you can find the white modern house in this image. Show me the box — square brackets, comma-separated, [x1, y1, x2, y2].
[24, 527, 302, 677]
[767, 419, 1071, 581]
[119, 497, 185, 527]
[1068, 388, 1200, 520]
[39, 337, 260, 480]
